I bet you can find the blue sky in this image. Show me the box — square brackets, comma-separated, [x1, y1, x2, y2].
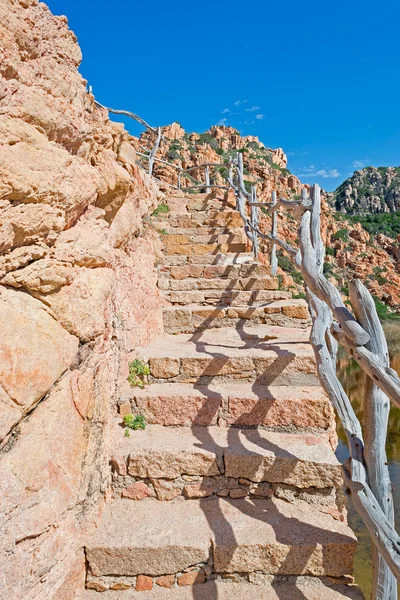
[47, 0, 400, 191]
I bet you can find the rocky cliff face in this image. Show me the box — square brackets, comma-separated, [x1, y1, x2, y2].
[333, 166, 400, 214]
[0, 1, 165, 599]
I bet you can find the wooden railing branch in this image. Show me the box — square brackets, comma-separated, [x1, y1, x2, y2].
[350, 279, 397, 597]
[137, 152, 181, 170]
[299, 210, 370, 346]
[94, 101, 159, 133]
[148, 127, 161, 175]
[343, 469, 400, 584]
[270, 191, 278, 275]
[300, 194, 400, 598]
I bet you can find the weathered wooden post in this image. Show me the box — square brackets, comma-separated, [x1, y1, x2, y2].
[270, 191, 278, 275]
[250, 186, 259, 260]
[299, 184, 400, 597]
[148, 126, 161, 176]
[204, 165, 210, 194]
[350, 280, 397, 600]
[177, 170, 181, 191]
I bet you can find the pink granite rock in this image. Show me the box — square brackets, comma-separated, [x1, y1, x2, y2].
[0, 2, 164, 599]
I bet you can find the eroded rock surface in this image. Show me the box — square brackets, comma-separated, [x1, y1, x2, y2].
[0, 1, 164, 598]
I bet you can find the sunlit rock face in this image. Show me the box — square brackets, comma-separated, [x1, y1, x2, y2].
[334, 166, 400, 214]
[0, 1, 164, 598]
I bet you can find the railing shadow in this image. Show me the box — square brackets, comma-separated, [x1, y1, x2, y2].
[186, 315, 328, 600]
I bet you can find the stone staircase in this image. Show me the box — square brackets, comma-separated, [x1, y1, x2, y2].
[81, 193, 363, 599]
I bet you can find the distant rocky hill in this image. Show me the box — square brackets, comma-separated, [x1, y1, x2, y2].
[333, 166, 400, 214]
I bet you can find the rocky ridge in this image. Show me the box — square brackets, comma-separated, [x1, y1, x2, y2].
[138, 125, 400, 312]
[333, 166, 400, 214]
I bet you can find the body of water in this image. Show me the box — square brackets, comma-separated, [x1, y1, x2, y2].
[336, 326, 400, 598]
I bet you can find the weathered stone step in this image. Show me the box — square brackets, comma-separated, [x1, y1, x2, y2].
[162, 300, 309, 333]
[136, 325, 319, 385]
[85, 497, 357, 581]
[160, 262, 271, 280]
[82, 579, 364, 599]
[152, 210, 245, 229]
[162, 241, 248, 256]
[118, 382, 334, 430]
[110, 423, 341, 501]
[159, 277, 279, 292]
[161, 252, 254, 267]
[161, 232, 246, 245]
[161, 289, 292, 306]
[186, 198, 237, 212]
[157, 226, 244, 237]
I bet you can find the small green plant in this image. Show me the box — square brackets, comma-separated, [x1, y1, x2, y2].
[341, 284, 350, 296]
[123, 413, 146, 431]
[124, 428, 131, 438]
[331, 228, 349, 243]
[277, 252, 304, 285]
[333, 212, 345, 222]
[292, 292, 307, 300]
[372, 296, 400, 321]
[127, 359, 150, 389]
[325, 247, 335, 256]
[158, 228, 168, 235]
[153, 203, 169, 216]
[376, 275, 389, 285]
[244, 180, 253, 194]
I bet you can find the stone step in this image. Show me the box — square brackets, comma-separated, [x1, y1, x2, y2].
[161, 289, 292, 306]
[162, 241, 248, 256]
[161, 232, 246, 245]
[161, 253, 254, 267]
[118, 382, 334, 430]
[162, 300, 309, 333]
[156, 226, 245, 237]
[82, 579, 364, 599]
[85, 497, 357, 582]
[160, 262, 272, 280]
[159, 277, 279, 292]
[136, 325, 319, 385]
[110, 423, 341, 502]
[152, 210, 245, 229]
[186, 198, 237, 212]
[154, 222, 244, 236]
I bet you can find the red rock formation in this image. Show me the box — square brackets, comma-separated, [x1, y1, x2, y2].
[140, 123, 400, 311]
[0, 1, 165, 598]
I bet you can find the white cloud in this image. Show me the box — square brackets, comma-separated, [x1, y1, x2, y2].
[221, 108, 230, 114]
[316, 168, 340, 178]
[297, 166, 340, 179]
[217, 117, 228, 126]
[233, 100, 248, 107]
[255, 114, 265, 120]
[246, 106, 260, 112]
[352, 159, 367, 169]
